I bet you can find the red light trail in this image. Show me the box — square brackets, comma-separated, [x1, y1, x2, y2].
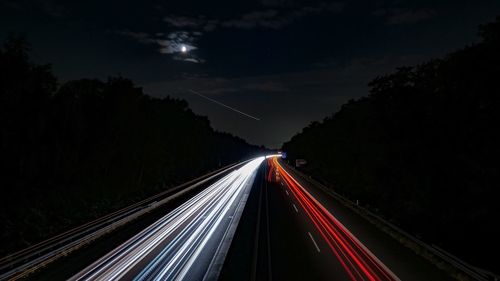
[268, 158, 400, 281]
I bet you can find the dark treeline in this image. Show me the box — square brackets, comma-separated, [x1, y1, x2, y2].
[0, 37, 263, 255]
[283, 17, 500, 269]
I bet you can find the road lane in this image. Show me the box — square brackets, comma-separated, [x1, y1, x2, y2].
[221, 156, 453, 281]
[220, 157, 347, 281]
[0, 161, 248, 281]
[70, 157, 264, 281]
[273, 157, 454, 281]
[271, 157, 399, 281]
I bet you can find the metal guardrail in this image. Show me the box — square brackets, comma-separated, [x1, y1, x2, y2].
[283, 161, 499, 281]
[0, 160, 249, 280]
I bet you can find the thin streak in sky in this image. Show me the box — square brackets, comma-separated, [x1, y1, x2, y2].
[188, 89, 261, 121]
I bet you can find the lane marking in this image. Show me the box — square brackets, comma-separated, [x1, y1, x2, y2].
[264, 179, 273, 280]
[308, 232, 321, 253]
[250, 174, 264, 281]
[285, 190, 289, 196]
[292, 204, 298, 213]
[281, 182, 284, 186]
[275, 158, 400, 281]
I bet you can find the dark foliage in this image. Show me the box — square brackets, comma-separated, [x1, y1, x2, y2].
[0, 35, 262, 255]
[282, 17, 500, 269]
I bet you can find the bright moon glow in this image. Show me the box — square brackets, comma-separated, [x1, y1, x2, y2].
[181, 45, 187, 53]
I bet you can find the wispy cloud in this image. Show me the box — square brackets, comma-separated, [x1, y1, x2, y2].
[373, 8, 437, 25]
[163, 15, 220, 32]
[163, 2, 344, 31]
[157, 31, 198, 54]
[222, 10, 283, 29]
[163, 15, 203, 27]
[116, 30, 204, 63]
[116, 31, 152, 43]
[226, 2, 344, 29]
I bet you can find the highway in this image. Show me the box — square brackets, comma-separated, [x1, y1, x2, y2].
[69, 157, 264, 281]
[0, 161, 249, 280]
[1, 155, 458, 281]
[272, 157, 399, 280]
[220, 156, 453, 281]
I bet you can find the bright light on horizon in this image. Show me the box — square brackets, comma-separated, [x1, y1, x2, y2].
[265, 154, 282, 159]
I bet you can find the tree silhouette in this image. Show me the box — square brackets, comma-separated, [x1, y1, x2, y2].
[283, 17, 500, 270]
[0, 35, 263, 255]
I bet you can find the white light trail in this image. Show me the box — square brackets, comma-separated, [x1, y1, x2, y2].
[265, 154, 282, 159]
[70, 157, 264, 281]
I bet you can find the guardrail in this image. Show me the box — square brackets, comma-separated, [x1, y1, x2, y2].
[282, 161, 499, 281]
[0, 160, 249, 280]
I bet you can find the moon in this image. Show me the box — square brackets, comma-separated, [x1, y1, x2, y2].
[181, 45, 187, 53]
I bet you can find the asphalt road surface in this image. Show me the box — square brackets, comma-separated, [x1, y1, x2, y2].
[69, 157, 264, 281]
[5, 155, 455, 281]
[220, 157, 453, 281]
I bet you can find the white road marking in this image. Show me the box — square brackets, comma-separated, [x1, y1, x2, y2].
[308, 232, 321, 252]
[285, 190, 289, 196]
[292, 204, 298, 213]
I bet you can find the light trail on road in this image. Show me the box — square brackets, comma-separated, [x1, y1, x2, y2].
[70, 157, 265, 281]
[270, 157, 400, 281]
[0, 162, 246, 281]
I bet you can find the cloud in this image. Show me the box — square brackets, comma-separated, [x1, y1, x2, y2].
[373, 8, 437, 25]
[224, 2, 344, 29]
[163, 15, 203, 27]
[157, 40, 196, 54]
[117, 30, 204, 63]
[203, 20, 219, 31]
[179, 57, 204, 63]
[163, 2, 344, 31]
[116, 31, 152, 43]
[221, 2, 343, 30]
[163, 15, 220, 32]
[222, 10, 284, 29]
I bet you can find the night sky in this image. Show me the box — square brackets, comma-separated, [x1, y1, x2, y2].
[2, 0, 500, 147]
